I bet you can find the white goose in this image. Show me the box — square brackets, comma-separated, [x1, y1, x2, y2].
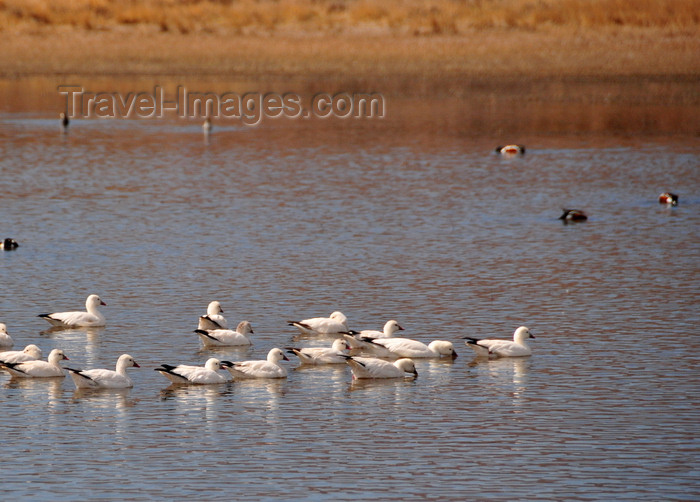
[0, 348, 68, 378]
[0, 344, 43, 364]
[0, 323, 13, 348]
[371, 338, 458, 359]
[344, 319, 404, 350]
[222, 348, 289, 379]
[67, 354, 140, 389]
[155, 358, 228, 385]
[195, 320, 253, 347]
[345, 356, 418, 379]
[464, 326, 535, 357]
[38, 294, 106, 327]
[197, 301, 228, 330]
[288, 311, 348, 335]
[287, 338, 350, 365]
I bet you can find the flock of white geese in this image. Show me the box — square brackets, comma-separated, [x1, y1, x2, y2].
[0, 295, 535, 389]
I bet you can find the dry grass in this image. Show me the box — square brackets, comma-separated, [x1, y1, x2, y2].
[1, 0, 698, 34]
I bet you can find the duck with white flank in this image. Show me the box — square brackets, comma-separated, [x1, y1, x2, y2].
[559, 208, 588, 222]
[1, 238, 19, 250]
[658, 192, 679, 206]
[495, 145, 525, 155]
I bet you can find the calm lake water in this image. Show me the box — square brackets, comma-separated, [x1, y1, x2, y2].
[1, 76, 699, 501]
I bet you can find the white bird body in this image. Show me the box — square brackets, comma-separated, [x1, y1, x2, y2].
[344, 320, 405, 353]
[0, 344, 43, 364]
[195, 321, 253, 347]
[287, 339, 349, 365]
[345, 356, 418, 379]
[222, 348, 289, 379]
[0, 349, 68, 378]
[288, 311, 348, 335]
[0, 323, 13, 348]
[198, 301, 228, 330]
[372, 338, 457, 359]
[465, 326, 535, 357]
[67, 354, 140, 389]
[155, 358, 228, 385]
[38, 294, 106, 327]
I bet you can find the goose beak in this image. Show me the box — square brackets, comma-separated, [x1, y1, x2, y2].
[100, 300, 107, 306]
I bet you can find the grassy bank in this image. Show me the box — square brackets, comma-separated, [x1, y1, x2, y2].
[1, 0, 698, 34]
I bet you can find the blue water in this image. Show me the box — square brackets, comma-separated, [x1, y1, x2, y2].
[1, 100, 699, 500]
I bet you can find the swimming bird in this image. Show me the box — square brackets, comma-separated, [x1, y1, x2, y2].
[202, 117, 212, 134]
[464, 326, 535, 358]
[38, 294, 106, 327]
[559, 208, 588, 222]
[221, 348, 289, 379]
[0, 344, 43, 364]
[1, 238, 19, 250]
[353, 320, 404, 339]
[288, 311, 348, 335]
[343, 319, 404, 350]
[0, 323, 13, 348]
[195, 320, 253, 347]
[658, 192, 679, 206]
[154, 358, 228, 385]
[60, 112, 69, 130]
[344, 356, 418, 379]
[287, 338, 350, 365]
[0, 348, 68, 378]
[67, 354, 140, 389]
[370, 338, 458, 359]
[198, 301, 228, 330]
[495, 145, 525, 155]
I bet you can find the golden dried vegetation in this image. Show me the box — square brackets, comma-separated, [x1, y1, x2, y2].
[0, 0, 698, 34]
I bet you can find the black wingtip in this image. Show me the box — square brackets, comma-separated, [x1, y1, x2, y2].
[194, 329, 216, 341]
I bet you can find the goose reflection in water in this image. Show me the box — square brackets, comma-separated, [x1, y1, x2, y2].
[39, 326, 104, 368]
[470, 356, 531, 406]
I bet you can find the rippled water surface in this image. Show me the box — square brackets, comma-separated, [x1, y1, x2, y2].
[1, 81, 699, 500]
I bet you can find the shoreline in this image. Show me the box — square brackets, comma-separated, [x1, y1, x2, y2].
[1, 27, 699, 84]
[1, 25, 698, 136]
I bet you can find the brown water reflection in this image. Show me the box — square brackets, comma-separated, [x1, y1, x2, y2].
[0, 75, 698, 141]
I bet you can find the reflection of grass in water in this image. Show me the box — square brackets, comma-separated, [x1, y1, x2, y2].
[2, 0, 699, 33]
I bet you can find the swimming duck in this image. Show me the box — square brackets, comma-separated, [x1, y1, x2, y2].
[658, 192, 679, 206]
[559, 209, 588, 222]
